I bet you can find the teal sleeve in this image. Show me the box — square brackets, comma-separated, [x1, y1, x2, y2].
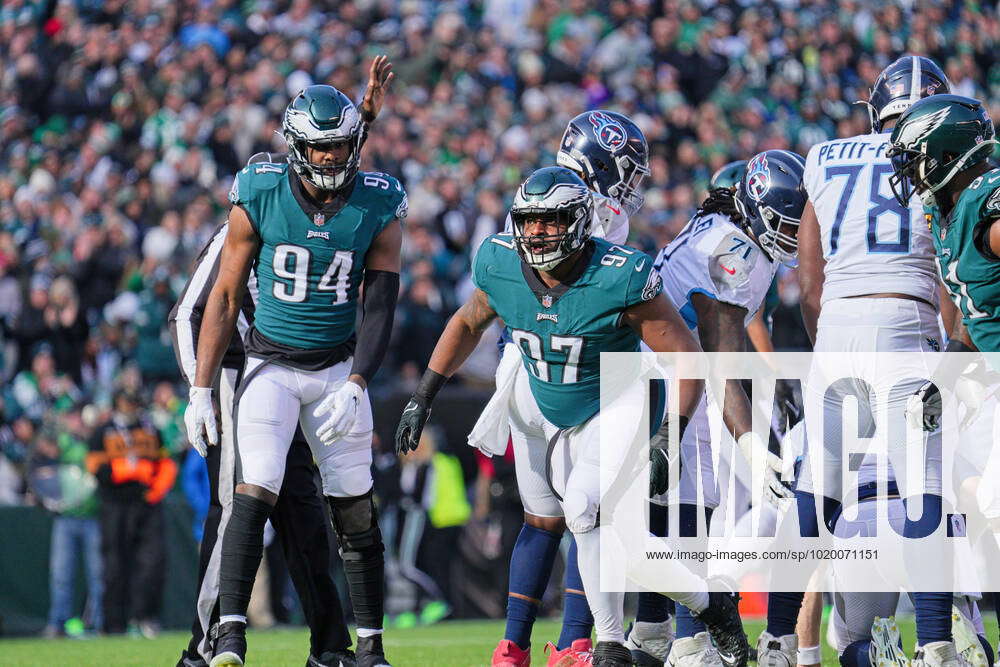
[228, 167, 251, 207]
[228, 168, 259, 234]
[472, 237, 494, 292]
[388, 177, 408, 223]
[624, 253, 663, 309]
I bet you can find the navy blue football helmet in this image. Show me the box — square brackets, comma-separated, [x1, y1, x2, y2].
[868, 55, 950, 133]
[556, 110, 649, 216]
[735, 150, 807, 265]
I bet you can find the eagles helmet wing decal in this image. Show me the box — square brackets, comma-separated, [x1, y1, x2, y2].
[896, 106, 951, 149]
[588, 111, 627, 153]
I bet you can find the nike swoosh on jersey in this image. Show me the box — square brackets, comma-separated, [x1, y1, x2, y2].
[635, 259, 647, 272]
[719, 263, 736, 275]
[607, 204, 622, 215]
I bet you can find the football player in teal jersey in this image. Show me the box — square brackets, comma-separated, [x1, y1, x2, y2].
[888, 94, 1000, 667]
[889, 94, 1000, 355]
[185, 77, 402, 667]
[395, 167, 752, 667]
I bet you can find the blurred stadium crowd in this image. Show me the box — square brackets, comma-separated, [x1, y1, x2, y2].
[1, 0, 999, 634]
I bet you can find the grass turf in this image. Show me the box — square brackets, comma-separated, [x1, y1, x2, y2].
[0, 615, 981, 666]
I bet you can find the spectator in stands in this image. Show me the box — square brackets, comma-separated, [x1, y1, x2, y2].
[85, 390, 176, 637]
[41, 404, 103, 637]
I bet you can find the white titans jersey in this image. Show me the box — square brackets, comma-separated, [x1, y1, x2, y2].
[653, 211, 779, 335]
[804, 132, 938, 305]
[502, 191, 630, 244]
[651, 211, 777, 508]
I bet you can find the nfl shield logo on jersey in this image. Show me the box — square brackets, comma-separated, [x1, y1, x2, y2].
[313, 212, 325, 227]
[588, 111, 626, 153]
[541, 295, 553, 308]
[746, 153, 771, 202]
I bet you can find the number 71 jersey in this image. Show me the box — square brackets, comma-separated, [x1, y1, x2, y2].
[473, 234, 662, 429]
[803, 132, 938, 304]
[229, 162, 406, 349]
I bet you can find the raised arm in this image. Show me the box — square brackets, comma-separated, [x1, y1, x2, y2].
[395, 288, 498, 453]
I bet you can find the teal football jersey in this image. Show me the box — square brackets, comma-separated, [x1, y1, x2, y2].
[473, 235, 663, 428]
[926, 166, 1000, 352]
[229, 163, 406, 349]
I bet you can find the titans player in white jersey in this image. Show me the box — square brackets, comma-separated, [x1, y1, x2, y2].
[787, 55, 967, 667]
[483, 111, 650, 667]
[641, 150, 807, 667]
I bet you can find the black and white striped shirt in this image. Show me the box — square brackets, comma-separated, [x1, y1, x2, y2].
[167, 223, 259, 384]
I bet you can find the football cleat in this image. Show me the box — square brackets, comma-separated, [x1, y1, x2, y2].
[869, 617, 909, 667]
[356, 635, 392, 667]
[209, 622, 247, 667]
[307, 649, 358, 667]
[545, 638, 592, 666]
[951, 606, 989, 667]
[492, 639, 531, 667]
[625, 619, 675, 665]
[591, 641, 632, 667]
[667, 632, 723, 666]
[912, 641, 973, 666]
[695, 592, 751, 667]
[756, 631, 797, 667]
[176, 650, 209, 667]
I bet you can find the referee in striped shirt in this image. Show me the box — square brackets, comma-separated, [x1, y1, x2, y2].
[170, 152, 356, 667]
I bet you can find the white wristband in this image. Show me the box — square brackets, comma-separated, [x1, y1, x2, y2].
[798, 645, 821, 664]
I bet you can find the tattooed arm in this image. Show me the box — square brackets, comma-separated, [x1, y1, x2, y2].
[426, 287, 499, 377]
[395, 288, 498, 453]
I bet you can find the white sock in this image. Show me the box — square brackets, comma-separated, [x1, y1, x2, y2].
[219, 615, 247, 626]
[574, 526, 625, 643]
[356, 628, 383, 638]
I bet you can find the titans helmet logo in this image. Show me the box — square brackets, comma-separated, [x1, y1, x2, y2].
[588, 112, 626, 153]
[746, 153, 771, 202]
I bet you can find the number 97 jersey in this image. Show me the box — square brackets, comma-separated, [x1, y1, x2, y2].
[803, 132, 938, 304]
[473, 234, 662, 429]
[229, 162, 406, 350]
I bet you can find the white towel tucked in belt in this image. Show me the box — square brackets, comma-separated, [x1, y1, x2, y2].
[468, 343, 521, 457]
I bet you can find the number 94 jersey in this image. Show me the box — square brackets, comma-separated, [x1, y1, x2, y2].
[473, 234, 662, 429]
[803, 132, 937, 304]
[229, 162, 406, 350]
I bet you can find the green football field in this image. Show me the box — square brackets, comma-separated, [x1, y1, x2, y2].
[0, 615, 967, 666]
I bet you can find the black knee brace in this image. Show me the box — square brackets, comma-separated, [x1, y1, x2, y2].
[327, 490, 385, 630]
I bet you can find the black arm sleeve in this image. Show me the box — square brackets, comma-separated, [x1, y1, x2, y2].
[350, 269, 400, 384]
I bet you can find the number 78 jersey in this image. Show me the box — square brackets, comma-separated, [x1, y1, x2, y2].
[803, 132, 938, 304]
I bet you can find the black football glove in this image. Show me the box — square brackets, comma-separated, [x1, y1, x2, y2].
[648, 417, 684, 497]
[395, 396, 430, 454]
[906, 380, 942, 433]
[649, 446, 673, 497]
[774, 378, 802, 428]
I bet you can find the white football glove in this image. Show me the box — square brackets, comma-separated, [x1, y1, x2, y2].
[314, 381, 366, 446]
[184, 386, 218, 457]
[737, 432, 792, 506]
